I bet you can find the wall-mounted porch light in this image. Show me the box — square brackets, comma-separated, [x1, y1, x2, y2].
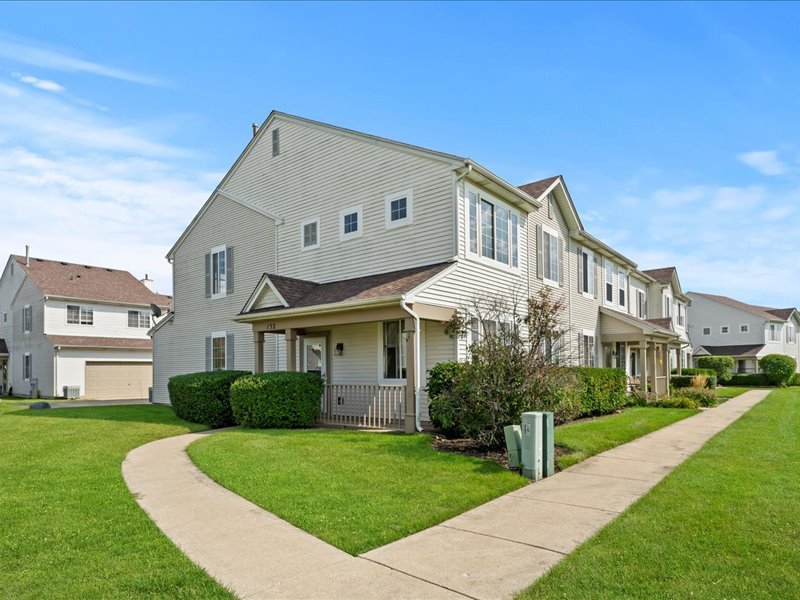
[335, 343, 344, 356]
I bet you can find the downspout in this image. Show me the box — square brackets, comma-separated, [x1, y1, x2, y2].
[400, 296, 423, 432]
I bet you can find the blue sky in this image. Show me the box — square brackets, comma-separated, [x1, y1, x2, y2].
[1, 2, 798, 307]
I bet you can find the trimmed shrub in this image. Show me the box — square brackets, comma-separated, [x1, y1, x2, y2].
[629, 389, 699, 409]
[569, 367, 628, 417]
[759, 354, 797, 387]
[230, 371, 324, 428]
[695, 356, 735, 383]
[168, 370, 251, 428]
[676, 387, 719, 407]
[790, 373, 800, 386]
[671, 374, 717, 390]
[728, 373, 768, 386]
[670, 368, 716, 377]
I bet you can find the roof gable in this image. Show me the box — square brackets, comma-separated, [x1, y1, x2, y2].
[689, 292, 784, 321]
[518, 175, 582, 232]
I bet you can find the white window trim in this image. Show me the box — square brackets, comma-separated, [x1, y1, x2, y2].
[740, 324, 749, 333]
[604, 260, 615, 306]
[385, 189, 413, 229]
[376, 321, 407, 384]
[339, 205, 363, 241]
[464, 186, 521, 273]
[300, 218, 320, 251]
[210, 244, 227, 299]
[582, 329, 596, 367]
[720, 325, 730, 335]
[787, 324, 796, 344]
[542, 224, 560, 288]
[211, 330, 228, 370]
[66, 304, 94, 326]
[580, 248, 595, 299]
[23, 352, 31, 381]
[23, 304, 31, 334]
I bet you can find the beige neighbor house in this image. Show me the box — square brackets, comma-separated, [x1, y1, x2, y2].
[151, 111, 692, 432]
[688, 292, 800, 373]
[0, 252, 171, 399]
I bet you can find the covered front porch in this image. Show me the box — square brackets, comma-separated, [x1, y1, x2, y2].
[599, 308, 684, 395]
[235, 264, 457, 432]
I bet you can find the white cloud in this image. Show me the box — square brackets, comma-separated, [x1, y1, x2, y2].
[0, 34, 162, 86]
[737, 150, 788, 176]
[12, 71, 65, 93]
[762, 205, 794, 221]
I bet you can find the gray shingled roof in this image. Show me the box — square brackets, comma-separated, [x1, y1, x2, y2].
[641, 267, 676, 285]
[518, 176, 560, 199]
[693, 344, 765, 357]
[46, 335, 152, 349]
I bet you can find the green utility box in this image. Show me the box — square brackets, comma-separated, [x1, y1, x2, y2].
[520, 411, 554, 480]
[503, 425, 522, 468]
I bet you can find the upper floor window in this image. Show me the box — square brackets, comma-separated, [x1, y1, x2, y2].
[740, 324, 749, 333]
[541, 226, 560, 285]
[663, 295, 672, 318]
[637, 289, 647, 319]
[618, 270, 627, 307]
[547, 194, 556, 220]
[382, 320, 406, 380]
[721, 325, 729, 334]
[787, 324, 796, 343]
[703, 327, 711, 335]
[605, 262, 614, 303]
[301, 218, 320, 251]
[128, 310, 150, 328]
[67, 304, 93, 325]
[579, 248, 594, 296]
[206, 244, 231, 298]
[677, 303, 685, 327]
[385, 190, 413, 229]
[271, 128, 280, 156]
[339, 205, 363, 240]
[767, 323, 781, 342]
[2, 311, 6, 323]
[467, 189, 519, 269]
[22, 305, 31, 333]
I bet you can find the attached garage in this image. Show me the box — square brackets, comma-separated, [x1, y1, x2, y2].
[85, 361, 152, 400]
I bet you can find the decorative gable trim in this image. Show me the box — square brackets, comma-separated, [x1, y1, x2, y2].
[241, 274, 290, 314]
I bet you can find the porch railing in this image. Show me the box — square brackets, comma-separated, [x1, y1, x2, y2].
[320, 384, 406, 430]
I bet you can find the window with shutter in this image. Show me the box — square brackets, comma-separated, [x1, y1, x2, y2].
[272, 128, 280, 156]
[209, 245, 227, 297]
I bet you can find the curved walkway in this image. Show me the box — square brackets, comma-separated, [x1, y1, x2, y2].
[122, 390, 770, 600]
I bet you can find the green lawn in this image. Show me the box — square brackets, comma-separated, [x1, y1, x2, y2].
[555, 407, 699, 470]
[716, 385, 759, 399]
[0, 403, 231, 599]
[188, 429, 527, 555]
[521, 388, 800, 599]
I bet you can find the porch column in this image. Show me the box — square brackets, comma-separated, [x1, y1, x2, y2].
[404, 316, 416, 434]
[677, 347, 683, 376]
[254, 331, 264, 374]
[663, 343, 671, 395]
[648, 342, 658, 395]
[286, 329, 297, 372]
[640, 345, 647, 392]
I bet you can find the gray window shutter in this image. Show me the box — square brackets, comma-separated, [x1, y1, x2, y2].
[226, 333, 234, 370]
[205, 335, 212, 371]
[204, 253, 211, 299]
[593, 256, 600, 299]
[558, 237, 564, 287]
[536, 224, 543, 280]
[547, 195, 553, 219]
[577, 332, 584, 365]
[577, 246, 583, 294]
[226, 246, 234, 294]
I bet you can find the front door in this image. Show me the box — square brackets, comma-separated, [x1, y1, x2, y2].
[302, 337, 327, 379]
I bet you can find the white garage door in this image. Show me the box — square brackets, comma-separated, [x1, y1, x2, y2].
[85, 362, 152, 400]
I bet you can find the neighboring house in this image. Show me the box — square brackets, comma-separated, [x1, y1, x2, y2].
[152, 111, 692, 431]
[0, 253, 171, 399]
[688, 292, 800, 373]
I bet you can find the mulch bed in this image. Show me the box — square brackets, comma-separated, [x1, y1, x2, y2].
[431, 435, 570, 473]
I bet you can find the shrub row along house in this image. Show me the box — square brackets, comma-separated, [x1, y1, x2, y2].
[688, 292, 800, 374]
[150, 111, 693, 432]
[0, 252, 171, 399]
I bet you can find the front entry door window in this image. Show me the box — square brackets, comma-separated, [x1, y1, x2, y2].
[302, 337, 326, 379]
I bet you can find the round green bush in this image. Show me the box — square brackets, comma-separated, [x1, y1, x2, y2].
[230, 371, 324, 428]
[168, 370, 251, 428]
[695, 356, 735, 383]
[759, 354, 797, 386]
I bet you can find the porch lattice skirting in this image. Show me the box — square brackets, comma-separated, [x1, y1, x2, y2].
[320, 384, 406, 430]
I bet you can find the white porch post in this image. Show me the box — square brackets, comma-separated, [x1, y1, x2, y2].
[640, 345, 647, 393]
[664, 343, 671, 395]
[286, 329, 297, 372]
[648, 342, 658, 395]
[403, 317, 416, 434]
[254, 331, 264, 374]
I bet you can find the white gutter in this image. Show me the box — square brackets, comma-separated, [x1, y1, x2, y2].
[400, 296, 423, 432]
[234, 295, 401, 323]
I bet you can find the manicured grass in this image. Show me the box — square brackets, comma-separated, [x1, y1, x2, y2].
[188, 429, 527, 555]
[0, 403, 231, 599]
[521, 388, 800, 599]
[717, 385, 759, 399]
[555, 407, 699, 470]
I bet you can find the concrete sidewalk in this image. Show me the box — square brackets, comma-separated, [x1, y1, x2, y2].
[122, 389, 769, 600]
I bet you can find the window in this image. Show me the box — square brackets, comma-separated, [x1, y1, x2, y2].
[542, 227, 560, 284]
[385, 190, 413, 228]
[468, 189, 519, 269]
[618, 270, 627, 307]
[580, 248, 594, 296]
[23, 353, 31, 380]
[663, 295, 672, 318]
[787, 324, 796, 343]
[580, 332, 595, 367]
[22, 305, 31, 333]
[382, 320, 406, 380]
[211, 245, 227, 295]
[721, 326, 729, 334]
[740, 324, 749, 333]
[605, 262, 614, 303]
[637, 290, 647, 319]
[767, 323, 781, 342]
[2, 311, 6, 323]
[548, 194, 556, 219]
[300, 218, 320, 250]
[128, 310, 150, 328]
[339, 205, 363, 240]
[703, 327, 711, 335]
[212, 334, 226, 371]
[677, 303, 685, 327]
[67, 304, 93, 325]
[272, 128, 280, 156]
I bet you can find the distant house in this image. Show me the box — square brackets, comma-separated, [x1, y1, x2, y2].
[688, 292, 800, 373]
[0, 252, 171, 399]
[152, 111, 693, 431]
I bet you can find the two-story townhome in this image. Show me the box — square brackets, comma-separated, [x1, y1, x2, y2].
[151, 111, 690, 431]
[0, 252, 171, 399]
[688, 292, 800, 373]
